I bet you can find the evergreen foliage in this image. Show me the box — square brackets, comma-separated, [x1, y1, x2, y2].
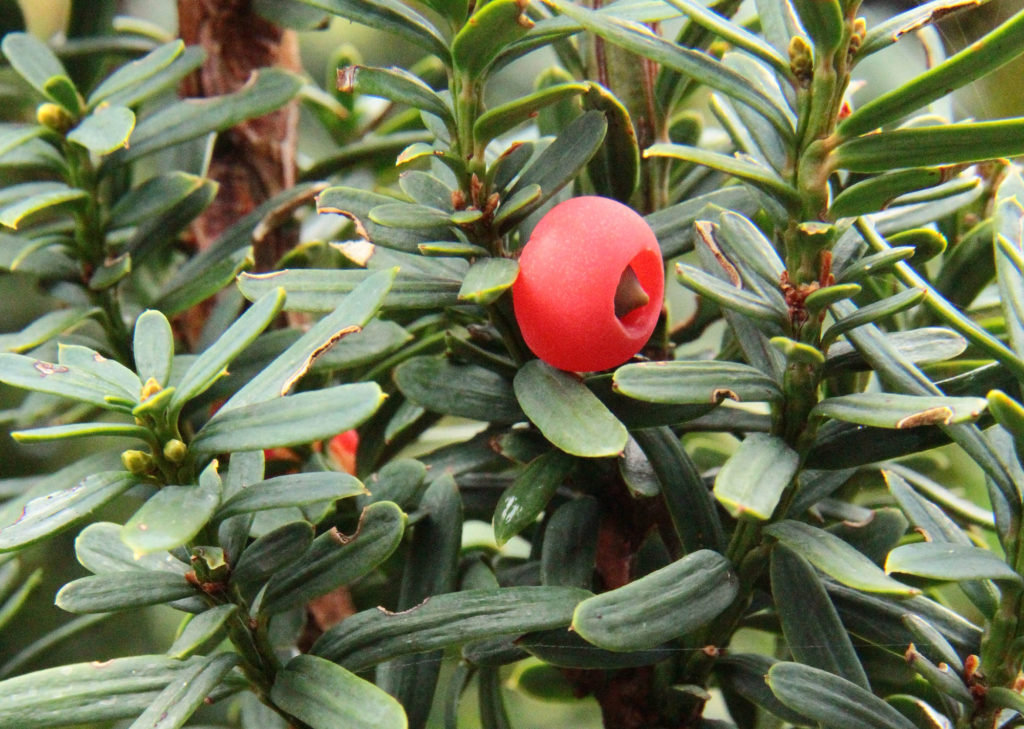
[2, 0, 1024, 727]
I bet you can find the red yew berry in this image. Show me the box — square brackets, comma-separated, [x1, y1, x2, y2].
[328, 429, 359, 475]
[511, 196, 664, 372]
[263, 447, 302, 475]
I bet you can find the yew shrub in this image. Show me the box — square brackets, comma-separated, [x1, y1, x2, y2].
[2, 1, 1024, 728]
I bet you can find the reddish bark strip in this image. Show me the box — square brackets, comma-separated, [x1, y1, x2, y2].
[176, 0, 300, 269]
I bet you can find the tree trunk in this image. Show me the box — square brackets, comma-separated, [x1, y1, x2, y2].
[176, 0, 301, 268]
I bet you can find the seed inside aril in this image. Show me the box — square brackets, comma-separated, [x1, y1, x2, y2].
[613, 265, 650, 319]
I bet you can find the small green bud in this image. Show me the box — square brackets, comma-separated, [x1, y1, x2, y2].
[122, 449, 155, 475]
[163, 439, 187, 464]
[788, 36, 813, 63]
[788, 36, 813, 86]
[852, 17, 867, 45]
[707, 40, 730, 60]
[36, 102, 74, 133]
[847, 17, 867, 62]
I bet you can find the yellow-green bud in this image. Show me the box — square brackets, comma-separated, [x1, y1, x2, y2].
[36, 102, 74, 133]
[852, 17, 867, 43]
[708, 40, 730, 60]
[847, 17, 867, 62]
[140, 377, 163, 402]
[788, 36, 813, 87]
[163, 439, 187, 464]
[121, 449, 155, 475]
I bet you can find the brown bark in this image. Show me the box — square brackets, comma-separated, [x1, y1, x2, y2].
[297, 586, 358, 652]
[175, 0, 301, 345]
[563, 474, 685, 729]
[177, 0, 301, 265]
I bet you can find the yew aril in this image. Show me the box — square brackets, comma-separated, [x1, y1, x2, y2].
[512, 196, 664, 372]
[327, 429, 359, 475]
[262, 430, 358, 476]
